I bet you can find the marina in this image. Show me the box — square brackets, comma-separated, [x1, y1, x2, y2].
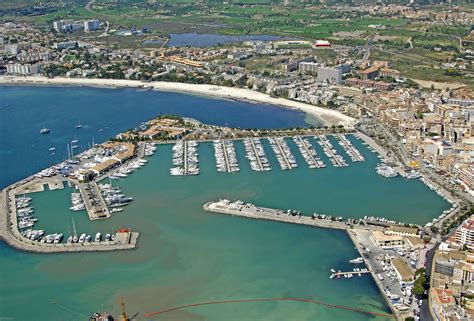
[292, 136, 325, 169]
[268, 137, 298, 170]
[0, 181, 139, 253]
[316, 135, 348, 167]
[0, 85, 458, 321]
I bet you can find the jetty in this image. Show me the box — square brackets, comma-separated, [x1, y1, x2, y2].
[293, 136, 324, 169]
[316, 135, 347, 167]
[335, 134, 365, 162]
[78, 182, 110, 220]
[268, 137, 294, 170]
[204, 200, 350, 231]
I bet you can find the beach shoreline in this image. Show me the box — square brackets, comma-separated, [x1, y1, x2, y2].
[0, 76, 355, 127]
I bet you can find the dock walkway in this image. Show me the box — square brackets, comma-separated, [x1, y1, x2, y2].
[334, 270, 371, 277]
[269, 137, 293, 170]
[78, 182, 110, 220]
[221, 140, 231, 173]
[335, 134, 365, 162]
[294, 136, 320, 168]
[317, 135, 345, 167]
[249, 139, 264, 171]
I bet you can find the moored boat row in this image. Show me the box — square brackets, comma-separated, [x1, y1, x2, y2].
[292, 136, 325, 169]
[316, 135, 348, 167]
[335, 134, 365, 162]
[243, 138, 271, 172]
[268, 137, 298, 170]
[213, 139, 239, 173]
[170, 140, 200, 176]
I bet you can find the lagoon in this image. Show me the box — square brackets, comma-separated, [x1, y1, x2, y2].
[143, 33, 284, 47]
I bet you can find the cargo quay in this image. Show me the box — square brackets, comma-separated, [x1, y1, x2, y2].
[203, 199, 430, 321]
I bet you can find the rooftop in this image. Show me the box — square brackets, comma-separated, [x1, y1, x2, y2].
[387, 225, 419, 235]
[372, 230, 404, 242]
[391, 257, 414, 281]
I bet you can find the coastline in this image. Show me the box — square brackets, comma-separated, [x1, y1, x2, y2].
[0, 76, 355, 127]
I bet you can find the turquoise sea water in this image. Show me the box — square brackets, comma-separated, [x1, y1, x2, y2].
[0, 86, 450, 320]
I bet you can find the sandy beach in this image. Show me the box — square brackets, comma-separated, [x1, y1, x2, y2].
[0, 76, 355, 126]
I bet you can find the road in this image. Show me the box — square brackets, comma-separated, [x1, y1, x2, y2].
[85, 0, 95, 12]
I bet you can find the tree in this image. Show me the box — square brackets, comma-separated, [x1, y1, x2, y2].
[413, 272, 427, 298]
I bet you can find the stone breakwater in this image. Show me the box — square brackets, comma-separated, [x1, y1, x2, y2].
[203, 200, 350, 230]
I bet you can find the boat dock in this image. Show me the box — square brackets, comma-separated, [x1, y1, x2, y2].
[170, 140, 199, 176]
[293, 136, 325, 169]
[78, 182, 111, 220]
[203, 200, 349, 231]
[333, 270, 371, 277]
[220, 140, 231, 172]
[243, 138, 270, 172]
[335, 134, 365, 162]
[268, 137, 296, 170]
[214, 139, 239, 173]
[316, 135, 347, 167]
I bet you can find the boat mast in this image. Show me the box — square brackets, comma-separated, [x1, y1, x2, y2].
[72, 218, 77, 238]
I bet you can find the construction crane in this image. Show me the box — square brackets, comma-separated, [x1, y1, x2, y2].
[119, 297, 129, 321]
[159, 36, 171, 58]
